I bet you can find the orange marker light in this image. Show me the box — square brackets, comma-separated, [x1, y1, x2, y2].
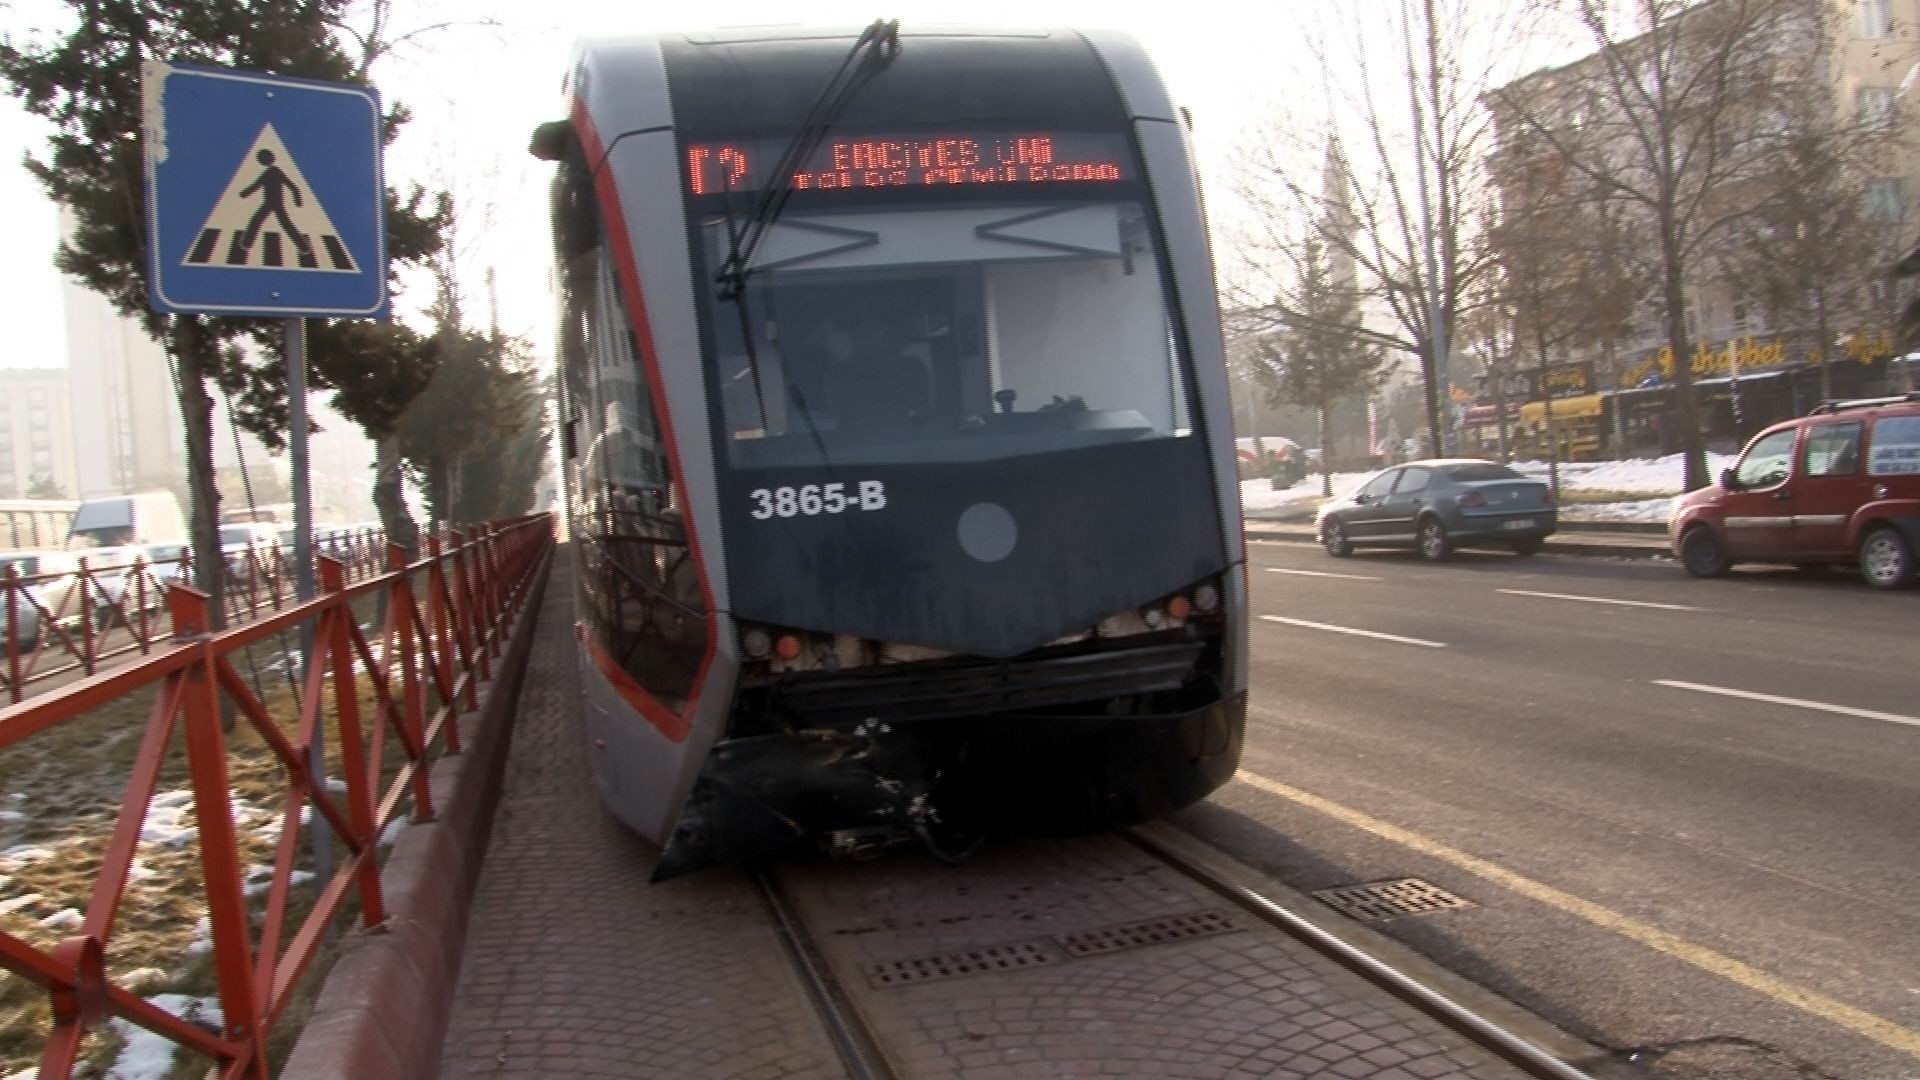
[1167, 595, 1192, 622]
[775, 634, 803, 661]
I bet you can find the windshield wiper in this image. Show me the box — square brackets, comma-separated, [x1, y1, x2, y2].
[714, 18, 901, 301]
[712, 17, 900, 456]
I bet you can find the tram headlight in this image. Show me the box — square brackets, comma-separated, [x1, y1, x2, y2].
[742, 627, 771, 659]
[1142, 605, 1167, 630]
[1193, 583, 1219, 613]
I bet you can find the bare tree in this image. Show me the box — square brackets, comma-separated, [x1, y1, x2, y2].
[1487, 131, 1640, 491]
[1229, 0, 1553, 457]
[1491, 0, 1822, 490]
[1714, 35, 1909, 403]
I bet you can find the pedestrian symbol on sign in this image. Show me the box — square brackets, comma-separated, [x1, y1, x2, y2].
[182, 123, 358, 273]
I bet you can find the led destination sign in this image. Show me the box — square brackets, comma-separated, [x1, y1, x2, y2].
[686, 132, 1130, 196]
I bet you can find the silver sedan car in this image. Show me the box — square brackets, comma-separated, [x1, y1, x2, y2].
[1315, 459, 1558, 560]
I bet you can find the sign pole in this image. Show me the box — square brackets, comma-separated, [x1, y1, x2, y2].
[287, 316, 330, 883]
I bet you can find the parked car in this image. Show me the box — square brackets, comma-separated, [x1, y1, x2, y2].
[0, 550, 84, 647]
[94, 543, 192, 626]
[1316, 459, 1558, 560]
[219, 523, 282, 580]
[1670, 393, 1920, 589]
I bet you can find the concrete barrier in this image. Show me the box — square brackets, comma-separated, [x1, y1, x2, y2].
[278, 548, 552, 1080]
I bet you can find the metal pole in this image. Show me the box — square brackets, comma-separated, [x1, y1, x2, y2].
[1403, 0, 1448, 456]
[287, 317, 330, 883]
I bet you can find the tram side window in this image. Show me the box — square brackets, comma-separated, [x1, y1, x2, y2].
[558, 159, 708, 711]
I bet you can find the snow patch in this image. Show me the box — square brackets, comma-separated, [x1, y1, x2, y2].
[1512, 452, 1736, 495]
[35, 907, 81, 931]
[0, 810, 26, 823]
[1561, 497, 1676, 524]
[1241, 472, 1377, 513]
[0, 846, 56, 869]
[184, 915, 212, 955]
[106, 994, 222, 1080]
[0, 893, 43, 916]
[379, 816, 410, 847]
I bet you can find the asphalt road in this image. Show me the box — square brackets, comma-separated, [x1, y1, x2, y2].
[1174, 541, 1920, 1080]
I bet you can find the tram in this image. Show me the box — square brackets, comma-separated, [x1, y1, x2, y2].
[535, 21, 1247, 878]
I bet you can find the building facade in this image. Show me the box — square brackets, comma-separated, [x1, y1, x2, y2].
[1479, 0, 1920, 462]
[59, 210, 186, 498]
[0, 367, 79, 500]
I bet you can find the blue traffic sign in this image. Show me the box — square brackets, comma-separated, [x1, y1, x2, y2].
[143, 61, 386, 318]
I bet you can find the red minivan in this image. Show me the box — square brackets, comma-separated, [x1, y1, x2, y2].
[1670, 393, 1920, 589]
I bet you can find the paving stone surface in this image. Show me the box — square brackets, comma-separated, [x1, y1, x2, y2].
[437, 559, 840, 1080]
[439, 557, 1540, 1078]
[780, 836, 1532, 1080]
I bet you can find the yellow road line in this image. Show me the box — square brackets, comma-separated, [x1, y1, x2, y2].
[1236, 769, 1920, 1059]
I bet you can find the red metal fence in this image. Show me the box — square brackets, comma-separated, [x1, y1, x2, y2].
[3, 528, 393, 704]
[0, 514, 553, 1079]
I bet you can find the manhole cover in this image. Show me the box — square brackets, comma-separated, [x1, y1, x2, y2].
[1314, 878, 1473, 921]
[1056, 909, 1243, 958]
[866, 941, 1056, 988]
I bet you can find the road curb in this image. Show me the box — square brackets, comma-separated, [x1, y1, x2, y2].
[279, 545, 552, 1080]
[1246, 524, 1669, 561]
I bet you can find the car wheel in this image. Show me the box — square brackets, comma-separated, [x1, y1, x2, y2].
[1322, 518, 1353, 558]
[1417, 516, 1452, 562]
[1680, 526, 1731, 578]
[1511, 538, 1544, 557]
[1858, 525, 1916, 590]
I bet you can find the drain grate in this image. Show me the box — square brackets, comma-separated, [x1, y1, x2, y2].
[1314, 878, 1473, 921]
[1056, 909, 1243, 958]
[866, 941, 1056, 988]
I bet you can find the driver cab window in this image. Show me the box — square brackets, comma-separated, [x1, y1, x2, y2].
[1735, 429, 1798, 488]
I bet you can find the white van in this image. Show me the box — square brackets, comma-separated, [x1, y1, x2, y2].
[67, 492, 188, 551]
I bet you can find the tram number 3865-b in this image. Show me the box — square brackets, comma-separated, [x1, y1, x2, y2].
[748, 480, 888, 520]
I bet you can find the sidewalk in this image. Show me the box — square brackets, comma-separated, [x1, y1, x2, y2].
[436, 558, 841, 1080]
[1246, 520, 1670, 559]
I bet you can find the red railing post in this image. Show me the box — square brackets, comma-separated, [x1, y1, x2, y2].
[132, 555, 151, 654]
[456, 528, 491, 694]
[76, 557, 95, 676]
[445, 530, 481, 711]
[319, 555, 392, 926]
[390, 543, 430, 808]
[4, 565, 20, 705]
[168, 582, 270, 1077]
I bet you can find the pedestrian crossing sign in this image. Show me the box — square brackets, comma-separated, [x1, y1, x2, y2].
[185, 125, 358, 273]
[142, 61, 387, 318]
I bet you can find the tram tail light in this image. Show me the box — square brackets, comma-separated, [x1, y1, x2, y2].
[1167, 595, 1193, 622]
[774, 634, 803, 661]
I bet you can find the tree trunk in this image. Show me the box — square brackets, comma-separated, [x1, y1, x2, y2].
[170, 316, 225, 631]
[1318, 405, 1333, 498]
[1534, 324, 1561, 498]
[1658, 214, 1708, 491]
[1418, 340, 1445, 458]
[1812, 288, 1832, 402]
[372, 433, 419, 555]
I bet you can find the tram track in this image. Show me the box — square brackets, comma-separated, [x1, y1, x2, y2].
[750, 863, 905, 1080]
[751, 826, 1607, 1080]
[1124, 825, 1603, 1080]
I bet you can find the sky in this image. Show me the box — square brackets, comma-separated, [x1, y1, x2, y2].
[0, 0, 1331, 380]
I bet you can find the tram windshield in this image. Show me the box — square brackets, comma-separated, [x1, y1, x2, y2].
[698, 196, 1193, 468]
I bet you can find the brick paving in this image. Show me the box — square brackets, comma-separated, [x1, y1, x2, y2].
[438, 556, 1539, 1078]
[781, 838, 1531, 1080]
[436, 558, 841, 1080]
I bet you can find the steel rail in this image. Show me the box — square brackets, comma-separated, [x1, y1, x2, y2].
[1126, 827, 1600, 1080]
[748, 864, 902, 1080]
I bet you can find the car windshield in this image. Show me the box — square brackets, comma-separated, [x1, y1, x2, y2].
[1444, 463, 1525, 482]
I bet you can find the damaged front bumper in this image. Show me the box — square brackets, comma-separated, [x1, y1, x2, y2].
[651, 685, 1247, 881]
